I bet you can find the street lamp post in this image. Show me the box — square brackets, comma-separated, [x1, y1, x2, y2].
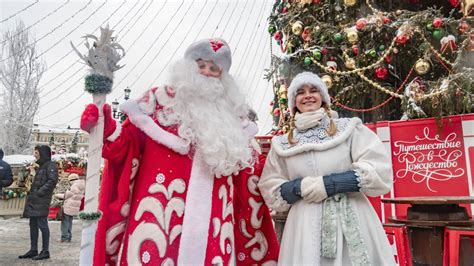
[111, 87, 131, 123]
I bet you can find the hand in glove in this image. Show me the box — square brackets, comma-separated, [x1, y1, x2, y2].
[301, 176, 327, 203]
[242, 119, 258, 139]
[301, 171, 360, 203]
[80, 103, 117, 139]
[279, 178, 303, 204]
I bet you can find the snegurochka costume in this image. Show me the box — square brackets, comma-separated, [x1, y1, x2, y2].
[258, 72, 396, 265]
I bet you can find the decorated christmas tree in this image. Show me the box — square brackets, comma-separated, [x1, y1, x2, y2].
[266, 0, 473, 134]
[70, 131, 79, 153]
[48, 131, 55, 146]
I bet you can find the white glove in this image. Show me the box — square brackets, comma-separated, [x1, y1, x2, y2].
[242, 119, 258, 138]
[301, 176, 328, 203]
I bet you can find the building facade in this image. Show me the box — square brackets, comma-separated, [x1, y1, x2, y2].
[31, 125, 89, 153]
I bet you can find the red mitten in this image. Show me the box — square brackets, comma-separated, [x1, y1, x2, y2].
[80, 104, 99, 133]
[80, 104, 117, 140]
[103, 104, 117, 139]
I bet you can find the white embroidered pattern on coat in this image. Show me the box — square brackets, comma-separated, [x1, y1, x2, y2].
[236, 173, 272, 262]
[277, 118, 351, 149]
[127, 177, 186, 264]
[212, 176, 235, 264]
[141, 251, 151, 264]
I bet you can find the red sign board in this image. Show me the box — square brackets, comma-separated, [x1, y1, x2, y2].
[389, 116, 470, 216]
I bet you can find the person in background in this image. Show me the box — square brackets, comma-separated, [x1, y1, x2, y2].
[19, 145, 58, 261]
[54, 173, 85, 243]
[258, 72, 395, 265]
[0, 148, 13, 190]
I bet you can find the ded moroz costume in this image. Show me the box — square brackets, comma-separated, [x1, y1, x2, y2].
[81, 39, 279, 265]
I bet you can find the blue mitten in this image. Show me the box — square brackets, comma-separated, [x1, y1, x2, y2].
[323, 170, 360, 197]
[280, 178, 303, 204]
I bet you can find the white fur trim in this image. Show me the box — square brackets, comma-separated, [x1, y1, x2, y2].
[288, 72, 331, 113]
[137, 90, 157, 115]
[184, 38, 232, 72]
[272, 118, 361, 157]
[120, 100, 190, 155]
[177, 151, 214, 265]
[154, 86, 174, 107]
[107, 122, 122, 142]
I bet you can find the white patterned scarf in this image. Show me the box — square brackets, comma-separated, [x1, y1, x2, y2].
[321, 194, 371, 265]
[294, 109, 326, 131]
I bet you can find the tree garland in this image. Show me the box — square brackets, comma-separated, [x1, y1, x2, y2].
[79, 211, 102, 221]
[84, 74, 113, 95]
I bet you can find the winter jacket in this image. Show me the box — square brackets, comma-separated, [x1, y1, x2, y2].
[23, 154, 58, 217]
[55, 179, 85, 216]
[0, 149, 13, 189]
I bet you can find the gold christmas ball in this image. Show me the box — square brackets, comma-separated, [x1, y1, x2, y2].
[415, 59, 430, 75]
[321, 75, 333, 88]
[279, 92, 288, 99]
[395, 10, 403, 16]
[345, 58, 356, 69]
[292, 21, 304, 35]
[346, 30, 358, 43]
[344, 0, 357, 7]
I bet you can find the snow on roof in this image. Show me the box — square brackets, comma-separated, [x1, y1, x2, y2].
[33, 124, 83, 134]
[3, 155, 35, 165]
[52, 153, 82, 161]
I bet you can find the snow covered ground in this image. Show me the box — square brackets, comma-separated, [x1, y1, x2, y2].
[0, 217, 81, 265]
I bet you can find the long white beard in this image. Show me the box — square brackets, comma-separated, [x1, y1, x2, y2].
[157, 59, 254, 177]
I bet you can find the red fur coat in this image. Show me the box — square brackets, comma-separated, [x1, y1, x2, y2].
[93, 87, 279, 265]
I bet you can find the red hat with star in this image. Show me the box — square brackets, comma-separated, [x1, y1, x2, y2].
[184, 38, 232, 72]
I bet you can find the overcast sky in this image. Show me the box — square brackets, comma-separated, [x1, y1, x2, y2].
[0, 0, 277, 134]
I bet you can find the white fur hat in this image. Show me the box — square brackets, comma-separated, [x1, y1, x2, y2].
[184, 38, 232, 72]
[68, 173, 79, 181]
[288, 72, 331, 113]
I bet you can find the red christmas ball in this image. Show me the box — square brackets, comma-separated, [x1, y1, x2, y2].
[375, 67, 388, 80]
[432, 18, 443, 28]
[449, 0, 460, 7]
[356, 18, 367, 30]
[459, 21, 470, 33]
[383, 17, 391, 24]
[273, 108, 281, 117]
[282, 7, 288, 13]
[396, 34, 408, 44]
[384, 54, 391, 63]
[313, 0, 321, 4]
[274, 31, 282, 41]
[352, 45, 359, 55]
[321, 48, 328, 55]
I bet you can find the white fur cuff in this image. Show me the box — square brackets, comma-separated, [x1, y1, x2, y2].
[107, 122, 122, 142]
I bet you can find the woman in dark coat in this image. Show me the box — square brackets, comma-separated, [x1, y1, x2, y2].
[19, 145, 58, 261]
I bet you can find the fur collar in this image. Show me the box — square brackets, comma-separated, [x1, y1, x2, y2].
[272, 117, 361, 157]
[120, 98, 190, 155]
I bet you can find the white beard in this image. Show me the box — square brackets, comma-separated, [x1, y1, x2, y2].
[157, 59, 253, 177]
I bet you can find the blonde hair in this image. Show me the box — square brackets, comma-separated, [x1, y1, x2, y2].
[287, 103, 337, 144]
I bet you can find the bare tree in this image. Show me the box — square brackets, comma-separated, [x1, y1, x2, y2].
[0, 21, 45, 155]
